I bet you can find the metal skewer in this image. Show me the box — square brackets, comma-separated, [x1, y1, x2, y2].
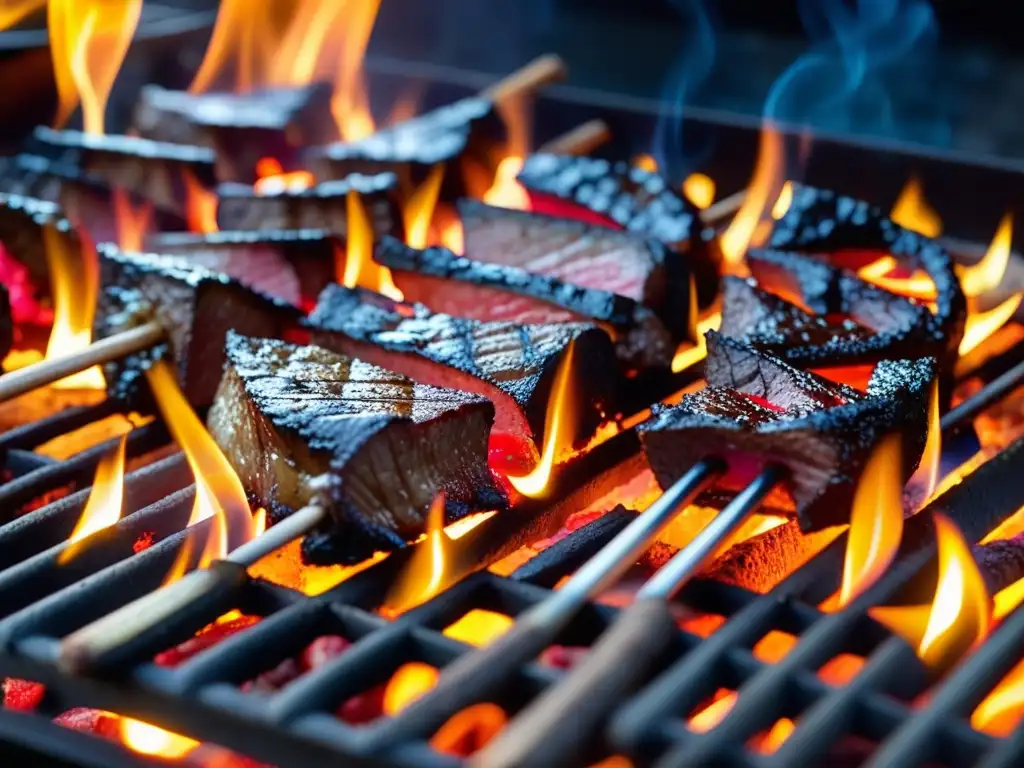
[472, 465, 785, 768]
[59, 503, 327, 674]
[362, 460, 724, 749]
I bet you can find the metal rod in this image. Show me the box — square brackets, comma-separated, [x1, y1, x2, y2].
[941, 357, 1024, 433]
[537, 119, 611, 156]
[480, 53, 568, 105]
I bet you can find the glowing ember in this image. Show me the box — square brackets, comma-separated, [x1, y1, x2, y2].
[44, 226, 105, 390]
[856, 256, 936, 302]
[384, 494, 447, 614]
[431, 703, 507, 756]
[890, 177, 942, 238]
[871, 514, 991, 669]
[483, 157, 529, 210]
[58, 434, 126, 564]
[752, 718, 796, 754]
[507, 340, 577, 497]
[688, 690, 737, 733]
[443, 609, 514, 648]
[120, 717, 198, 759]
[404, 164, 446, 249]
[682, 173, 716, 210]
[0, 243, 50, 327]
[47, 0, 143, 135]
[383, 662, 439, 716]
[253, 157, 314, 196]
[671, 312, 722, 373]
[144, 361, 255, 573]
[112, 188, 152, 252]
[341, 189, 403, 300]
[972, 656, 1024, 737]
[184, 170, 218, 234]
[633, 154, 658, 173]
[719, 125, 786, 272]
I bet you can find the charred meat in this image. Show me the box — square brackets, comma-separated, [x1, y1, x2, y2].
[145, 229, 339, 309]
[307, 285, 618, 473]
[375, 236, 674, 369]
[215, 173, 401, 240]
[132, 83, 335, 183]
[0, 285, 12, 362]
[459, 200, 696, 344]
[0, 193, 73, 291]
[208, 333, 506, 564]
[640, 332, 934, 532]
[305, 97, 505, 199]
[94, 247, 300, 409]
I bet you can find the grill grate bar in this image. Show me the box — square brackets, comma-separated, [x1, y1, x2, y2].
[0, 398, 121, 454]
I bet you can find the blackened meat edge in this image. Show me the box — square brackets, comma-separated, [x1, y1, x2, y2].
[208, 333, 506, 564]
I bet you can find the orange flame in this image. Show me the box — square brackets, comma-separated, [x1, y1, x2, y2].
[771, 181, 793, 220]
[384, 494, 448, 614]
[383, 662, 439, 716]
[671, 313, 722, 373]
[719, 124, 786, 272]
[184, 170, 218, 234]
[443, 609, 514, 648]
[112, 188, 152, 252]
[688, 690, 738, 733]
[683, 173, 716, 210]
[44, 225, 105, 390]
[752, 718, 796, 754]
[972, 656, 1024, 736]
[507, 340, 577, 497]
[907, 382, 941, 507]
[633, 154, 658, 173]
[120, 718, 198, 759]
[829, 434, 905, 610]
[58, 435, 127, 564]
[871, 514, 991, 669]
[0, 0, 45, 31]
[855, 256, 936, 302]
[483, 157, 529, 211]
[144, 361, 254, 574]
[890, 177, 942, 238]
[190, 0, 379, 141]
[960, 213, 1013, 297]
[254, 157, 314, 196]
[47, 0, 143, 135]
[341, 189, 403, 300]
[404, 164, 446, 249]
[982, 504, 1024, 546]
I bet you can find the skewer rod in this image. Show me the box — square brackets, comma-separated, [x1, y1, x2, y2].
[538, 120, 611, 157]
[480, 54, 568, 105]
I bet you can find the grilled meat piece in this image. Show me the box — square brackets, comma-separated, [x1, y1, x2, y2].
[375, 236, 674, 370]
[307, 285, 618, 472]
[0, 285, 12, 361]
[207, 333, 506, 563]
[0, 194, 72, 290]
[31, 127, 217, 218]
[768, 183, 966, 377]
[132, 83, 335, 183]
[146, 229, 339, 309]
[305, 97, 505, 199]
[459, 200, 695, 344]
[640, 332, 934, 532]
[94, 247, 300, 409]
[216, 173, 400, 239]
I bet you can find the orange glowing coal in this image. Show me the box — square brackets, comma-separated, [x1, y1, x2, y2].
[890, 177, 942, 238]
[431, 703, 507, 757]
[383, 661, 439, 716]
[683, 173, 716, 210]
[720, 124, 787, 272]
[58, 434, 126, 564]
[144, 361, 255, 574]
[752, 718, 796, 754]
[507, 340, 577, 497]
[44, 225, 105, 390]
[688, 690, 738, 733]
[120, 717, 198, 759]
[184, 170, 218, 235]
[483, 157, 529, 211]
[253, 157, 314, 196]
[190, 0, 380, 141]
[871, 513, 991, 669]
[341, 189, 403, 300]
[443, 609, 514, 648]
[404, 164, 446, 249]
[112, 188, 152, 252]
[47, 0, 143, 135]
[384, 494, 447, 614]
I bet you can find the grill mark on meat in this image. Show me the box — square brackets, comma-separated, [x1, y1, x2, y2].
[307, 285, 618, 469]
[208, 333, 505, 563]
[375, 235, 674, 369]
[94, 247, 300, 409]
[640, 334, 935, 532]
[459, 199, 696, 342]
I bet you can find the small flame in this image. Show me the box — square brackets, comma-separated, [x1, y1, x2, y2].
[972, 657, 1024, 737]
[871, 514, 991, 669]
[254, 157, 314, 196]
[831, 434, 905, 610]
[633, 154, 658, 173]
[688, 690, 738, 733]
[483, 157, 529, 210]
[682, 173, 716, 210]
[890, 177, 942, 238]
[144, 361, 254, 574]
[341, 190, 403, 300]
[960, 213, 1013, 297]
[771, 181, 793, 220]
[112, 188, 152, 252]
[507, 341, 577, 497]
[855, 256, 937, 301]
[439, 219, 465, 255]
[184, 170, 218, 234]
[328, 0, 380, 141]
[982, 504, 1024, 545]
[47, 0, 143, 135]
[719, 124, 786, 272]
[383, 662, 439, 716]
[960, 294, 1023, 356]
[120, 718, 198, 759]
[384, 494, 447, 613]
[907, 381, 941, 507]
[671, 313, 722, 373]
[43, 225, 105, 390]
[58, 435, 127, 564]
[0, 0, 45, 31]
[404, 164, 446, 249]
[443, 609, 514, 648]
